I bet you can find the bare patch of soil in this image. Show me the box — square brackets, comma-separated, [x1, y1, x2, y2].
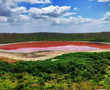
[0, 57, 17, 63]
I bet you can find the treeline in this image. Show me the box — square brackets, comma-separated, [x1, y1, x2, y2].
[0, 32, 110, 43]
[0, 52, 110, 89]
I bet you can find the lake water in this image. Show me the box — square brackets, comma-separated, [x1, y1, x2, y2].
[6, 45, 100, 53]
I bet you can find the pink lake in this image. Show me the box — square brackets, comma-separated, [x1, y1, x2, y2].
[6, 45, 100, 53]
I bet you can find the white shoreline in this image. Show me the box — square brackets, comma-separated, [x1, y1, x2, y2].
[0, 50, 110, 61]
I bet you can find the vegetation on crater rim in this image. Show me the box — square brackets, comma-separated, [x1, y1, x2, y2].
[0, 52, 110, 89]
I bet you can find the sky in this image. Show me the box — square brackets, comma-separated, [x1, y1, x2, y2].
[0, 0, 110, 33]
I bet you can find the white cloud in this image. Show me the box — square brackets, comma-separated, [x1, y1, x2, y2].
[73, 8, 78, 11]
[102, 12, 110, 21]
[19, 15, 30, 21]
[0, 0, 29, 23]
[63, 12, 77, 17]
[0, 16, 8, 22]
[11, 7, 27, 14]
[77, 16, 93, 23]
[0, 0, 110, 33]
[0, 0, 16, 17]
[15, 15, 31, 23]
[43, 15, 94, 25]
[98, 0, 110, 2]
[15, 0, 51, 4]
[29, 5, 71, 18]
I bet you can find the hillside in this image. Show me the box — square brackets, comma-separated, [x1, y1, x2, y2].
[0, 52, 110, 89]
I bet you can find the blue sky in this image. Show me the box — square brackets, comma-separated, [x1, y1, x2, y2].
[0, 0, 110, 33]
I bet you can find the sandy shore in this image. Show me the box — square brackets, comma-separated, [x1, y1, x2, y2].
[0, 49, 110, 62]
[0, 50, 74, 61]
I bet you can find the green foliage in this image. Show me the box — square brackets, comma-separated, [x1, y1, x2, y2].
[0, 52, 110, 89]
[0, 32, 110, 43]
[99, 66, 110, 89]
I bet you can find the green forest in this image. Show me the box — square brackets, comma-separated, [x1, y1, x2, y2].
[0, 32, 110, 43]
[0, 52, 110, 89]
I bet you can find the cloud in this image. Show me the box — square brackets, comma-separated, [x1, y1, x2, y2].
[98, 0, 110, 2]
[0, 0, 93, 25]
[29, 5, 71, 18]
[28, 6, 92, 25]
[15, 0, 51, 4]
[11, 7, 27, 14]
[0, 0, 72, 24]
[102, 12, 110, 21]
[0, 16, 8, 22]
[73, 8, 79, 11]
[0, 0, 29, 23]
[0, 0, 15, 17]
[0, 0, 110, 33]
[90, 0, 110, 2]
[0, 0, 51, 23]
[50, 16, 93, 25]
[63, 12, 77, 17]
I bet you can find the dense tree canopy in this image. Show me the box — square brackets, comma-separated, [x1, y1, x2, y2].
[0, 52, 110, 89]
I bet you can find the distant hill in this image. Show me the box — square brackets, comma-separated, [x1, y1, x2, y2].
[0, 32, 110, 43]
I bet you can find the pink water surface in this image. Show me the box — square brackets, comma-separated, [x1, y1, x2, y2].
[6, 45, 100, 53]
